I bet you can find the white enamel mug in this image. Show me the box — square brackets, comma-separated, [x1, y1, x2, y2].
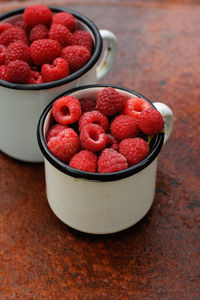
[37, 85, 173, 234]
[0, 7, 117, 162]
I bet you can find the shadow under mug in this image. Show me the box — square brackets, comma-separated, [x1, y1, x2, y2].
[0, 7, 117, 162]
[37, 84, 174, 234]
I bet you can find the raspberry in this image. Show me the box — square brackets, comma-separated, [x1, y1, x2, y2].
[73, 30, 93, 52]
[0, 22, 12, 34]
[52, 12, 77, 33]
[0, 65, 7, 80]
[106, 133, 119, 151]
[46, 124, 68, 142]
[23, 5, 52, 27]
[79, 98, 96, 113]
[41, 57, 70, 83]
[80, 123, 107, 152]
[7, 60, 31, 83]
[52, 95, 81, 125]
[79, 110, 109, 132]
[5, 41, 31, 64]
[30, 39, 61, 66]
[0, 27, 28, 46]
[28, 70, 44, 84]
[49, 24, 73, 47]
[69, 150, 97, 173]
[111, 115, 139, 140]
[138, 108, 164, 135]
[123, 97, 151, 119]
[13, 20, 30, 33]
[29, 24, 48, 43]
[119, 138, 149, 166]
[61, 45, 91, 72]
[47, 128, 80, 162]
[98, 148, 128, 173]
[96, 87, 126, 116]
[0, 45, 6, 65]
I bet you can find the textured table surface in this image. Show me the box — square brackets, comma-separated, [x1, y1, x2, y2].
[1, 1, 200, 299]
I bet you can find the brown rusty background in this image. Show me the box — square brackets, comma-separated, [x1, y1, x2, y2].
[0, 1, 200, 299]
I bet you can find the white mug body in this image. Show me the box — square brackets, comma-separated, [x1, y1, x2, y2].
[37, 85, 173, 234]
[0, 68, 97, 162]
[45, 158, 157, 234]
[0, 7, 117, 162]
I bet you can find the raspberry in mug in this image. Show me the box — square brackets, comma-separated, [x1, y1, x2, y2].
[0, 4, 93, 84]
[46, 87, 164, 173]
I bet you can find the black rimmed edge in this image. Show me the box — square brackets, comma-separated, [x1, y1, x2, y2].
[37, 84, 165, 182]
[0, 7, 102, 90]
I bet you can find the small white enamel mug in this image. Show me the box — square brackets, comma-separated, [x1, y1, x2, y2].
[0, 7, 117, 162]
[37, 85, 173, 234]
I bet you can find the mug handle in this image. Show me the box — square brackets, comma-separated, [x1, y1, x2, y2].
[153, 102, 174, 144]
[96, 29, 118, 81]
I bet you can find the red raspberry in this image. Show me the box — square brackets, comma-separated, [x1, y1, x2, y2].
[79, 110, 109, 132]
[7, 60, 31, 84]
[41, 57, 70, 83]
[96, 87, 126, 116]
[0, 27, 28, 46]
[119, 138, 149, 166]
[5, 41, 31, 64]
[0, 65, 7, 80]
[138, 108, 164, 135]
[98, 148, 128, 173]
[23, 5, 52, 27]
[52, 12, 77, 33]
[69, 150, 97, 173]
[30, 39, 61, 66]
[80, 123, 107, 152]
[52, 95, 81, 125]
[46, 124, 68, 142]
[13, 20, 30, 33]
[61, 45, 91, 72]
[106, 133, 119, 151]
[28, 70, 44, 84]
[0, 22, 12, 34]
[49, 24, 73, 47]
[29, 24, 48, 43]
[47, 128, 80, 162]
[0, 45, 6, 65]
[123, 97, 151, 119]
[79, 98, 96, 113]
[73, 30, 93, 52]
[111, 115, 139, 140]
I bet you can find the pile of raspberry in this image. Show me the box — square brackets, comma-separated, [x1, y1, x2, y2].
[46, 87, 164, 173]
[0, 5, 93, 84]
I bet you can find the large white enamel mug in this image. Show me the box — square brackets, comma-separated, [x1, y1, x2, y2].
[37, 85, 173, 234]
[0, 7, 117, 162]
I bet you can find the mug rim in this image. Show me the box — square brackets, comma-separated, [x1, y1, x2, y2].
[37, 84, 164, 182]
[0, 6, 102, 90]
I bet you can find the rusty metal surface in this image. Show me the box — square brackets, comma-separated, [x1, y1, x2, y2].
[0, 1, 200, 299]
